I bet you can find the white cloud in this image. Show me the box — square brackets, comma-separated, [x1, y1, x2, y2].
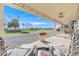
[29, 22, 46, 25]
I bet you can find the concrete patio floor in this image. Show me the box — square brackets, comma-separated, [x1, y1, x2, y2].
[6, 32, 71, 56]
[19, 33, 71, 56]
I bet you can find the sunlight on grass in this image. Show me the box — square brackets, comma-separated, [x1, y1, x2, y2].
[4, 32, 22, 37]
[4, 29, 53, 37]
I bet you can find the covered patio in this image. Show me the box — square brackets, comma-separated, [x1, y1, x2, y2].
[0, 3, 79, 56]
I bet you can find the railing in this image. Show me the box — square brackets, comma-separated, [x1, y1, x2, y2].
[67, 32, 79, 56]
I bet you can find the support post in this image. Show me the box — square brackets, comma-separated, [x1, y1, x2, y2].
[60, 24, 64, 32]
[0, 4, 4, 37]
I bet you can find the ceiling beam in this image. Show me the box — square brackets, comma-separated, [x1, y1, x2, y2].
[5, 3, 63, 24]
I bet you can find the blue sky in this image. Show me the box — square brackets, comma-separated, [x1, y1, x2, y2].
[4, 5, 55, 28]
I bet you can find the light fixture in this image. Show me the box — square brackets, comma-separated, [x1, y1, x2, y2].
[58, 9, 64, 18]
[58, 11, 64, 18]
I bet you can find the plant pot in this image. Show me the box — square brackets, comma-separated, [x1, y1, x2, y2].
[39, 32, 46, 42]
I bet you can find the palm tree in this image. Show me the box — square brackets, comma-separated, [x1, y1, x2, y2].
[17, 16, 19, 19]
[7, 19, 19, 30]
[9, 16, 11, 19]
[22, 23, 25, 28]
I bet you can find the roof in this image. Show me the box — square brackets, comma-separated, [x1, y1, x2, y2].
[5, 3, 79, 24]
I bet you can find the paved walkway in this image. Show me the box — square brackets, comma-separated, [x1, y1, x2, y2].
[4, 32, 58, 49]
[24, 33, 71, 55]
[7, 33, 71, 56]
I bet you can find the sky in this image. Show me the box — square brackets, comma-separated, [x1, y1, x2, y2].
[4, 5, 55, 28]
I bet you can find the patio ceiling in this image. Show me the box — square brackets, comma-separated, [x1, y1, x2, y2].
[5, 3, 79, 24]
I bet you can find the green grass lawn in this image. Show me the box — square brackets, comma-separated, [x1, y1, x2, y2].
[4, 32, 22, 37]
[32, 29, 52, 32]
[4, 29, 53, 37]
[21, 28, 52, 33]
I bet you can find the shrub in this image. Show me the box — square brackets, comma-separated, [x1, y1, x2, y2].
[21, 29, 30, 33]
[6, 30, 21, 33]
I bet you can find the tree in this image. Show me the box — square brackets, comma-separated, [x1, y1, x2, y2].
[25, 23, 32, 28]
[64, 24, 69, 29]
[7, 19, 19, 30]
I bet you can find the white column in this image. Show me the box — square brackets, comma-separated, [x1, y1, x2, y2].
[0, 4, 4, 37]
[53, 21, 56, 32]
[60, 24, 64, 32]
[0, 4, 7, 56]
